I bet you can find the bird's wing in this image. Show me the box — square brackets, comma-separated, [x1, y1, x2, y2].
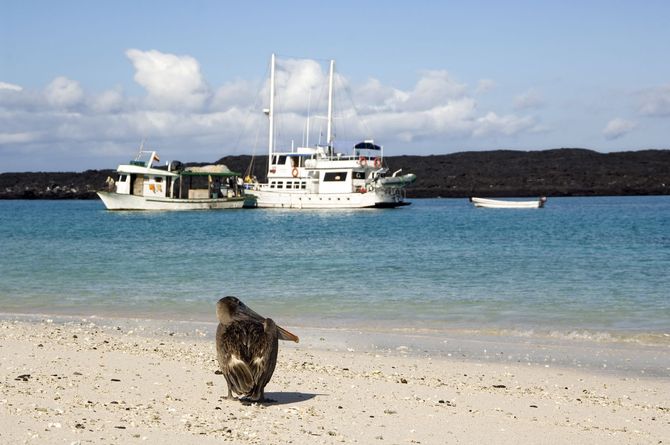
[217, 322, 257, 396]
[226, 354, 254, 395]
[249, 318, 279, 396]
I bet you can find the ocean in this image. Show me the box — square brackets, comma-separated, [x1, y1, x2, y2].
[1, 197, 669, 347]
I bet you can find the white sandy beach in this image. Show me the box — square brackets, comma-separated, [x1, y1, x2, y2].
[1, 318, 668, 444]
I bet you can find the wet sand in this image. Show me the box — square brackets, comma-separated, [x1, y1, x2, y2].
[1, 318, 668, 444]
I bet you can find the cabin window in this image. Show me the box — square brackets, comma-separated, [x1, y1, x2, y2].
[273, 155, 287, 165]
[286, 182, 293, 189]
[324, 172, 347, 182]
[118, 174, 127, 182]
[277, 182, 284, 189]
[270, 181, 276, 189]
[301, 182, 306, 189]
[353, 171, 366, 180]
[154, 177, 163, 183]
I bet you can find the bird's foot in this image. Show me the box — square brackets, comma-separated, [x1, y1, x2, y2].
[239, 396, 276, 405]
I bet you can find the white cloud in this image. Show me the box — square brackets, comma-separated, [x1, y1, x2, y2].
[0, 132, 36, 144]
[126, 49, 209, 110]
[354, 78, 408, 113]
[474, 112, 537, 137]
[45, 77, 84, 108]
[638, 84, 670, 117]
[90, 87, 124, 113]
[0, 81, 23, 92]
[603, 118, 637, 140]
[361, 99, 477, 144]
[402, 70, 467, 111]
[513, 88, 544, 110]
[270, 57, 329, 113]
[0, 52, 550, 171]
[211, 79, 257, 111]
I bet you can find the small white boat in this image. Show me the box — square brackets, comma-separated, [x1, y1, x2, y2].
[98, 148, 251, 211]
[470, 197, 547, 209]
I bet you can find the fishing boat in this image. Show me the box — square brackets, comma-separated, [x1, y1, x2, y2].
[469, 197, 548, 209]
[247, 54, 416, 209]
[97, 148, 250, 210]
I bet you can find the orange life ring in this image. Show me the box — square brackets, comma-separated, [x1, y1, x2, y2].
[374, 157, 381, 168]
[291, 167, 299, 178]
[358, 155, 367, 166]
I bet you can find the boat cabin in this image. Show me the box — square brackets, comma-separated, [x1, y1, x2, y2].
[264, 141, 383, 195]
[109, 151, 242, 200]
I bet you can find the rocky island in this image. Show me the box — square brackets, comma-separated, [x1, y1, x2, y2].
[1, 148, 668, 199]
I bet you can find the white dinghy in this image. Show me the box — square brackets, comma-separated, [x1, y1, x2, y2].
[469, 197, 547, 209]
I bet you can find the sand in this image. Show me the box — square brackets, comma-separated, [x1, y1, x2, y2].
[1, 317, 668, 444]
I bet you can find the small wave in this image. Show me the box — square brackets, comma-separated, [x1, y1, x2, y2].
[489, 327, 670, 346]
[377, 324, 670, 347]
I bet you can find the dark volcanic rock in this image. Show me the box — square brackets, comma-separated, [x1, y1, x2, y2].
[0, 170, 115, 199]
[391, 148, 670, 197]
[1, 148, 668, 199]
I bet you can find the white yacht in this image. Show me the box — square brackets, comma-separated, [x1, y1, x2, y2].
[248, 54, 416, 209]
[98, 148, 249, 210]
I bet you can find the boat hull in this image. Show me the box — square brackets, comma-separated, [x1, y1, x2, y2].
[470, 197, 546, 209]
[249, 189, 407, 209]
[97, 191, 246, 211]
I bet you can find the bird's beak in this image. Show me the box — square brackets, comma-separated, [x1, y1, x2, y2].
[240, 305, 299, 343]
[277, 325, 300, 343]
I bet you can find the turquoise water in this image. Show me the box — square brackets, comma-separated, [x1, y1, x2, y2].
[1, 197, 669, 343]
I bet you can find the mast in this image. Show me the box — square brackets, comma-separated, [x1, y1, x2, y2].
[267, 53, 276, 167]
[305, 89, 311, 148]
[326, 59, 334, 151]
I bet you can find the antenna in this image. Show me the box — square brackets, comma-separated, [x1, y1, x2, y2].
[305, 89, 312, 147]
[326, 59, 334, 151]
[267, 53, 276, 167]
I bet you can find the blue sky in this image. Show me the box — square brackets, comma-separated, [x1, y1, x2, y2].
[1, 0, 669, 172]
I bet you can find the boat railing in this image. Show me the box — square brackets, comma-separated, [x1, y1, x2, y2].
[324, 153, 384, 163]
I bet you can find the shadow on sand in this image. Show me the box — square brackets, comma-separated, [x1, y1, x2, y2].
[252, 392, 323, 406]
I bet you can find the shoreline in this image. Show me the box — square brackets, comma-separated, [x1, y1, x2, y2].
[1, 317, 668, 444]
[3, 311, 669, 377]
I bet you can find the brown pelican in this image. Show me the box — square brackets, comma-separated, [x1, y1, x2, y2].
[215, 296, 299, 402]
